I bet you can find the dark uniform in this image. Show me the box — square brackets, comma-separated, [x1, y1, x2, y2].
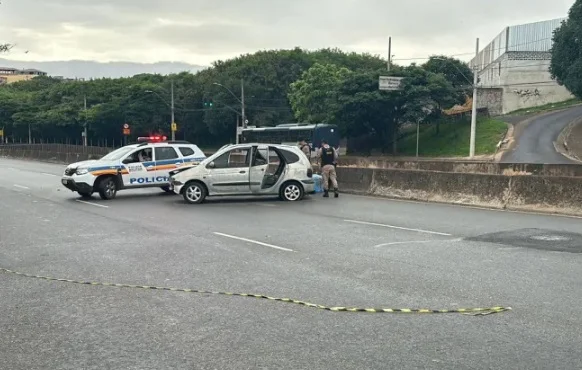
[319, 144, 338, 198]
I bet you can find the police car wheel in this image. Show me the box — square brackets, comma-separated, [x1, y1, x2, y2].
[183, 182, 206, 204]
[98, 177, 117, 200]
[280, 181, 304, 201]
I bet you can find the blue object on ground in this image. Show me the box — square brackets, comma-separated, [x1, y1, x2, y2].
[313, 174, 323, 193]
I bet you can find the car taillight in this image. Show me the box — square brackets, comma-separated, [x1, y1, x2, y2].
[307, 168, 313, 178]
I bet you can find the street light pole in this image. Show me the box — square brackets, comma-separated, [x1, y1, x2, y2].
[469, 38, 479, 158]
[212, 82, 246, 143]
[240, 78, 245, 129]
[83, 94, 87, 147]
[170, 80, 175, 141]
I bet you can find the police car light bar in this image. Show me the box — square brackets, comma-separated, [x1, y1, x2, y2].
[137, 136, 167, 143]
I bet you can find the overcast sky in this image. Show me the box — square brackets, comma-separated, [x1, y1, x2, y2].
[0, 0, 575, 66]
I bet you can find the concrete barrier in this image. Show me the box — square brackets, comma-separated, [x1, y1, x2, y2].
[338, 156, 582, 177]
[337, 167, 582, 216]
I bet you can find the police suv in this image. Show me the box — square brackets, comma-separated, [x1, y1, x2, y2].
[61, 136, 206, 200]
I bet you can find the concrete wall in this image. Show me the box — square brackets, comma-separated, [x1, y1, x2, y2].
[337, 156, 582, 177]
[337, 167, 582, 216]
[478, 52, 574, 114]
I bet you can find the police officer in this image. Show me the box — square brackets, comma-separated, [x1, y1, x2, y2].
[317, 139, 339, 198]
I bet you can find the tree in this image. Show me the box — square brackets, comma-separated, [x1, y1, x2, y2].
[550, 1, 582, 98]
[422, 56, 473, 134]
[288, 63, 352, 123]
[0, 44, 10, 53]
[288, 63, 458, 154]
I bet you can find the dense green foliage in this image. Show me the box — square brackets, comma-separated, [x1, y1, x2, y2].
[550, 1, 582, 98]
[0, 47, 470, 152]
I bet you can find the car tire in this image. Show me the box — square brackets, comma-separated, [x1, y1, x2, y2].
[97, 177, 117, 200]
[182, 181, 206, 204]
[161, 186, 173, 193]
[78, 191, 93, 198]
[279, 181, 304, 202]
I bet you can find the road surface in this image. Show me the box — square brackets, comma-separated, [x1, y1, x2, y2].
[501, 105, 582, 163]
[1, 158, 582, 370]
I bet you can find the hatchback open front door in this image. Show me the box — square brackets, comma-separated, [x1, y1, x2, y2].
[249, 145, 269, 193]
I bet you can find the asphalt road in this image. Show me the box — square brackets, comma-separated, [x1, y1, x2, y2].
[1, 158, 582, 370]
[501, 105, 582, 163]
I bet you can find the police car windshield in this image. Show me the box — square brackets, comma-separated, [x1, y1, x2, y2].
[101, 147, 134, 161]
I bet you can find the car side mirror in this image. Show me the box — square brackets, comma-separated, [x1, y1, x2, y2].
[207, 161, 215, 168]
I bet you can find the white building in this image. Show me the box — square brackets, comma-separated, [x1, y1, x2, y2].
[470, 18, 573, 115]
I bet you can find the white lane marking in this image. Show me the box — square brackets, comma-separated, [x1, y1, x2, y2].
[75, 200, 109, 208]
[373, 240, 433, 248]
[213, 232, 294, 252]
[41, 172, 58, 177]
[344, 219, 452, 236]
[373, 238, 462, 248]
[13, 184, 30, 190]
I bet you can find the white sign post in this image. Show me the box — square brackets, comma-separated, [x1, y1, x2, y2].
[379, 76, 404, 91]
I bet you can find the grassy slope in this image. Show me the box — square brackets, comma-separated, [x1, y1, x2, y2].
[397, 118, 508, 157]
[505, 98, 581, 116]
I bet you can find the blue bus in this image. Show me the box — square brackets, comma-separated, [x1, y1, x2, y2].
[240, 123, 342, 154]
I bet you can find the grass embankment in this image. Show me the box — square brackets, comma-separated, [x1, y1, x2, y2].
[397, 118, 508, 157]
[505, 98, 581, 116]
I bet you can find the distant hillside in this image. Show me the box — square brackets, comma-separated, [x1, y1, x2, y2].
[0, 58, 206, 79]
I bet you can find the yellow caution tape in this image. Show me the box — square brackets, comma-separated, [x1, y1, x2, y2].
[0, 268, 511, 315]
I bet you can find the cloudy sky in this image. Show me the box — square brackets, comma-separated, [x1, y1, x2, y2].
[0, 0, 575, 66]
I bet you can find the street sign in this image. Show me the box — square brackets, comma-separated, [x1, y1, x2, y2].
[123, 128, 130, 135]
[171, 122, 177, 132]
[123, 123, 129, 129]
[379, 76, 404, 91]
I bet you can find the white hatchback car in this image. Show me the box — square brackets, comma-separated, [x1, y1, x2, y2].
[169, 143, 316, 204]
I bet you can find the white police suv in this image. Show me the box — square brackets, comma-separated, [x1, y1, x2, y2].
[61, 136, 206, 200]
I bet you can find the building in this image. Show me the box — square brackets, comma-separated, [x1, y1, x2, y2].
[470, 18, 573, 115]
[0, 67, 47, 84]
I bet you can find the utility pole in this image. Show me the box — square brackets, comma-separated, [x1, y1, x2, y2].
[240, 78, 245, 128]
[235, 115, 240, 144]
[469, 38, 479, 158]
[170, 79, 175, 141]
[83, 94, 87, 147]
[387, 37, 392, 71]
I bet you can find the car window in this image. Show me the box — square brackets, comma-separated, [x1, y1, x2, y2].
[252, 147, 268, 166]
[124, 148, 153, 164]
[102, 147, 135, 161]
[179, 147, 195, 157]
[279, 149, 300, 164]
[266, 148, 281, 175]
[211, 148, 251, 169]
[155, 147, 179, 161]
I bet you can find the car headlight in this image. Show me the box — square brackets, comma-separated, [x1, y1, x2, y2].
[76, 168, 89, 175]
